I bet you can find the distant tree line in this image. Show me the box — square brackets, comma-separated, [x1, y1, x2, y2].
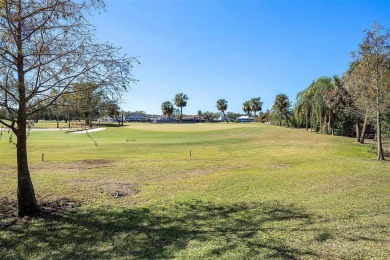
[26, 83, 123, 127]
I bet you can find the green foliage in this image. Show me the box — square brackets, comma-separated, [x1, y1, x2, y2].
[333, 108, 356, 137]
[161, 101, 174, 119]
[202, 111, 219, 122]
[271, 94, 291, 126]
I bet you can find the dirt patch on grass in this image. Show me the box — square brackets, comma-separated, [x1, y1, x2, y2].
[265, 163, 291, 169]
[69, 179, 139, 198]
[76, 159, 113, 169]
[0, 197, 81, 228]
[40, 198, 81, 212]
[102, 181, 139, 198]
[0, 164, 16, 174]
[29, 159, 114, 172]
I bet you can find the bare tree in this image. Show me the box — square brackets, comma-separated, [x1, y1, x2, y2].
[349, 23, 390, 160]
[0, 0, 138, 216]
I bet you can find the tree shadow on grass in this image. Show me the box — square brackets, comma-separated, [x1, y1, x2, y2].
[1, 200, 317, 259]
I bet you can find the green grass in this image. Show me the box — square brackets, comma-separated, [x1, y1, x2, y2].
[1, 123, 390, 259]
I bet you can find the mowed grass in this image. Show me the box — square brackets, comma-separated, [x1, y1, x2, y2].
[1, 123, 390, 259]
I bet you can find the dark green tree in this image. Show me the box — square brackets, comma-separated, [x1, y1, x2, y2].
[161, 101, 174, 121]
[272, 94, 291, 126]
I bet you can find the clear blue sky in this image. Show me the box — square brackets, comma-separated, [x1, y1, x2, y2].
[88, 0, 390, 115]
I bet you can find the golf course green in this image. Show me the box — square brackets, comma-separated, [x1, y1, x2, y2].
[1, 123, 389, 259]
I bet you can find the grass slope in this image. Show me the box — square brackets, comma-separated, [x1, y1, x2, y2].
[0, 123, 389, 259]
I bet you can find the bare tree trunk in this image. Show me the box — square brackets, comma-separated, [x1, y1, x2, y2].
[16, 112, 40, 217]
[305, 112, 309, 131]
[310, 112, 314, 132]
[223, 111, 228, 123]
[330, 111, 335, 136]
[56, 110, 59, 129]
[376, 96, 384, 160]
[359, 109, 369, 144]
[328, 111, 335, 135]
[355, 112, 361, 143]
[89, 100, 93, 128]
[322, 113, 328, 134]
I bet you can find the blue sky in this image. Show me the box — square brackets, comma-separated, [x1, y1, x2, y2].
[88, 0, 390, 115]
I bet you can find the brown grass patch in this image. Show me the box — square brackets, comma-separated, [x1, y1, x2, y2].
[68, 179, 139, 198]
[262, 163, 291, 169]
[0, 164, 16, 174]
[29, 159, 114, 172]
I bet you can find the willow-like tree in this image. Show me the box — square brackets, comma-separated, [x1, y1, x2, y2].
[161, 101, 174, 121]
[216, 99, 228, 123]
[294, 88, 313, 131]
[0, 0, 137, 217]
[174, 93, 189, 123]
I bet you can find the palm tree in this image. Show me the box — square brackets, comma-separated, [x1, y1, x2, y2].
[174, 93, 189, 123]
[272, 94, 290, 126]
[249, 97, 262, 122]
[242, 101, 251, 117]
[161, 101, 174, 122]
[197, 110, 202, 123]
[324, 75, 345, 135]
[216, 99, 228, 123]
